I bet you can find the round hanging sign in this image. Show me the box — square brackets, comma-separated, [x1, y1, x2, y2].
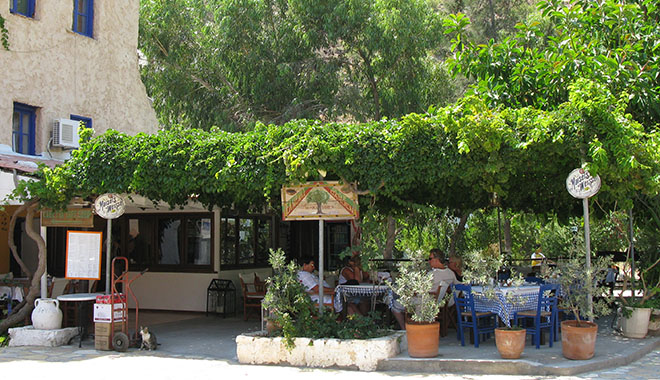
[566, 168, 601, 199]
[94, 193, 126, 219]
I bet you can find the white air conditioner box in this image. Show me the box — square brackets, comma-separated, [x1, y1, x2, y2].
[52, 119, 80, 148]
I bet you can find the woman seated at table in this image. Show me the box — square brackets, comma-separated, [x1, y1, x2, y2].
[338, 256, 370, 315]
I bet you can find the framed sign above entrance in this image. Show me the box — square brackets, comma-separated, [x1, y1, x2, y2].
[281, 181, 359, 221]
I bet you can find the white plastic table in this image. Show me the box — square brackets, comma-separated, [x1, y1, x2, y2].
[57, 293, 103, 347]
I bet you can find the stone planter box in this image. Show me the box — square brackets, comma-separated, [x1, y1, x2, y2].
[236, 330, 406, 371]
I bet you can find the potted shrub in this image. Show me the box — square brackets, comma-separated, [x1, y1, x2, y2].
[389, 251, 440, 358]
[553, 251, 611, 360]
[617, 255, 660, 338]
[463, 246, 527, 359]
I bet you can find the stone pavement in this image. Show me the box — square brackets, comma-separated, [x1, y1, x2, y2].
[0, 313, 658, 379]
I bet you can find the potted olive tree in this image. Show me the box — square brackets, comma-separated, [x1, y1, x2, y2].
[617, 254, 660, 338]
[389, 251, 440, 358]
[553, 252, 611, 360]
[462, 246, 527, 359]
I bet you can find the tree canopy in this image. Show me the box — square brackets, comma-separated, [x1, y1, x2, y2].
[444, 0, 660, 128]
[138, 0, 456, 130]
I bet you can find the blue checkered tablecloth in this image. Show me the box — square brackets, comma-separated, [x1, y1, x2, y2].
[471, 285, 540, 327]
[334, 284, 390, 312]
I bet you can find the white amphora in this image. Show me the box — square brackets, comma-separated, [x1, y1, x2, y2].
[31, 298, 63, 330]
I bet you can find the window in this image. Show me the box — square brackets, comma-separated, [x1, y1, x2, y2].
[10, 0, 35, 18]
[221, 214, 274, 269]
[12, 103, 36, 155]
[70, 114, 92, 130]
[122, 213, 213, 272]
[72, 0, 93, 38]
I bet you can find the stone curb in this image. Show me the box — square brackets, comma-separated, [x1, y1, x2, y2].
[377, 336, 660, 376]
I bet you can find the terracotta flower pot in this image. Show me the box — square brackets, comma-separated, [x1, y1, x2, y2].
[561, 320, 598, 360]
[495, 328, 526, 359]
[406, 321, 439, 358]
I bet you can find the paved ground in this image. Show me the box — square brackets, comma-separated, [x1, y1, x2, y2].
[0, 312, 658, 379]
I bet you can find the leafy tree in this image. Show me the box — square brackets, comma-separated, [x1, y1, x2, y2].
[444, 0, 660, 129]
[306, 189, 330, 214]
[139, 0, 456, 129]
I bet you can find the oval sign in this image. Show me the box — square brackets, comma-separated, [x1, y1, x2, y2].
[94, 193, 126, 219]
[566, 168, 601, 199]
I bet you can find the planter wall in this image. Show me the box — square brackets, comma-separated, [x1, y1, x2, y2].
[236, 331, 406, 371]
[561, 320, 598, 360]
[621, 307, 652, 339]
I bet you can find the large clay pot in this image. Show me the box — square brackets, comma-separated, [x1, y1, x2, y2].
[31, 298, 63, 330]
[406, 321, 439, 358]
[561, 320, 598, 360]
[621, 307, 652, 338]
[495, 328, 526, 359]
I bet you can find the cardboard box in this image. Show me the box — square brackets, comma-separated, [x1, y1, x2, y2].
[95, 322, 123, 337]
[93, 303, 126, 323]
[95, 335, 112, 351]
[95, 293, 127, 304]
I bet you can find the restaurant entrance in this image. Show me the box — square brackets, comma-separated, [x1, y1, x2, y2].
[287, 220, 351, 270]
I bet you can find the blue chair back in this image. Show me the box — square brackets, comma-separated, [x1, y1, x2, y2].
[453, 283, 474, 316]
[537, 283, 558, 314]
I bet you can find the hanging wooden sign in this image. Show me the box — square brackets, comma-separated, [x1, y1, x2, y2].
[281, 181, 359, 221]
[41, 208, 94, 227]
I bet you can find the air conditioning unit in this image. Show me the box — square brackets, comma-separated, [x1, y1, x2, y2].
[52, 119, 80, 149]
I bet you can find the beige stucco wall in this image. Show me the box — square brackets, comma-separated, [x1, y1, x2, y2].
[0, 0, 158, 159]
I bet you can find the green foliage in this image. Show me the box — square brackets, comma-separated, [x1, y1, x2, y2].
[389, 251, 440, 323]
[0, 333, 8, 347]
[446, 0, 660, 129]
[550, 247, 612, 323]
[0, 14, 8, 50]
[139, 0, 456, 128]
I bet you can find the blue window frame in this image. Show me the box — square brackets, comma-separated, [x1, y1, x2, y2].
[72, 0, 94, 38]
[70, 114, 92, 130]
[12, 103, 37, 156]
[10, 0, 35, 18]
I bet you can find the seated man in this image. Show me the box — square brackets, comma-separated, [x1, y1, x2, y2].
[297, 257, 334, 306]
[389, 249, 461, 330]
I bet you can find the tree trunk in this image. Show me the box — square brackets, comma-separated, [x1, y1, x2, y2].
[449, 212, 469, 257]
[1, 201, 45, 335]
[7, 201, 33, 278]
[383, 216, 396, 260]
[503, 209, 512, 256]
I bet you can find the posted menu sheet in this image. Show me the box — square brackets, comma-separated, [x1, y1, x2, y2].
[65, 231, 103, 280]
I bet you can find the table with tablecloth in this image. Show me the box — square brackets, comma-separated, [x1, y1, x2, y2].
[333, 284, 390, 313]
[471, 285, 540, 327]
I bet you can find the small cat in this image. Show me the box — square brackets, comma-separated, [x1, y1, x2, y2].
[139, 326, 158, 350]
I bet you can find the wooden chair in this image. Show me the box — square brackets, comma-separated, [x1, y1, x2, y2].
[239, 273, 266, 321]
[513, 283, 558, 348]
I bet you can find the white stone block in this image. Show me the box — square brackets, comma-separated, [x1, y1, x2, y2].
[8, 326, 78, 347]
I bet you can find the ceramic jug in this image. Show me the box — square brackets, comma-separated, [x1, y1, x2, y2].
[31, 298, 63, 330]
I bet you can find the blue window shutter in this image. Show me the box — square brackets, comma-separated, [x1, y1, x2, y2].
[28, 111, 36, 155]
[10, 0, 36, 18]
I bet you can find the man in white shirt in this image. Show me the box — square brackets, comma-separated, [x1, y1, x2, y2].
[429, 249, 460, 291]
[297, 257, 334, 305]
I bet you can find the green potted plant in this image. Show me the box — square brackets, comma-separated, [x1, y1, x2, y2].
[552, 250, 611, 360]
[261, 249, 315, 348]
[462, 245, 527, 359]
[389, 250, 440, 358]
[617, 255, 660, 338]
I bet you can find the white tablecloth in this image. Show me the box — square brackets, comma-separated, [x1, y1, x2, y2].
[0, 286, 24, 302]
[334, 284, 390, 312]
[471, 285, 540, 327]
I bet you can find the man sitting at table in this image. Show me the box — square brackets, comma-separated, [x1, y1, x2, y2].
[389, 249, 461, 329]
[429, 249, 461, 293]
[298, 256, 334, 307]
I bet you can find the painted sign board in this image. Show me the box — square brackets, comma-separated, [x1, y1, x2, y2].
[41, 208, 94, 227]
[65, 230, 103, 280]
[94, 193, 126, 219]
[566, 168, 601, 199]
[281, 181, 359, 221]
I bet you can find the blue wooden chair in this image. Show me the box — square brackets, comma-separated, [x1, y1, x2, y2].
[452, 284, 497, 348]
[513, 283, 558, 349]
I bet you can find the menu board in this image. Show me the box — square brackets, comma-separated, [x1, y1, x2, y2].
[65, 231, 103, 280]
